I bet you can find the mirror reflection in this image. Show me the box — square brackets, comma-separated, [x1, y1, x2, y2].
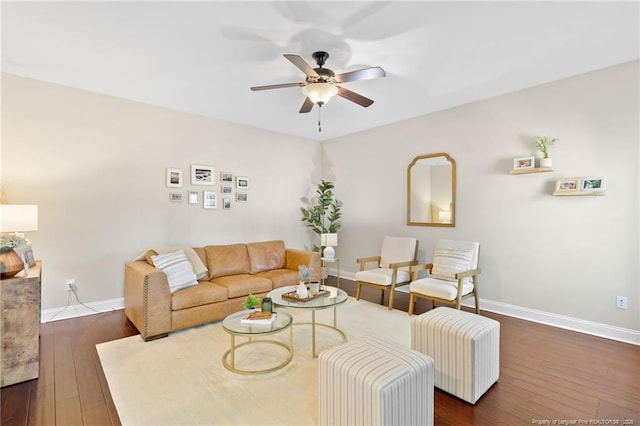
[407, 153, 456, 227]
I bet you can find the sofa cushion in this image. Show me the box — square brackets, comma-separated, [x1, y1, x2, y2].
[254, 269, 299, 289]
[171, 282, 228, 311]
[205, 244, 251, 279]
[246, 240, 286, 274]
[211, 274, 272, 298]
[150, 250, 198, 293]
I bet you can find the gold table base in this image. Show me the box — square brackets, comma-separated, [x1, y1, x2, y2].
[222, 326, 293, 375]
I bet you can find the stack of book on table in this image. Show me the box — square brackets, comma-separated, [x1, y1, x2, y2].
[240, 310, 276, 325]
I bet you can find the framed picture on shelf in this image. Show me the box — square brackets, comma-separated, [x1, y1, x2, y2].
[554, 177, 581, 193]
[221, 185, 233, 194]
[580, 177, 605, 192]
[221, 172, 233, 182]
[169, 192, 184, 202]
[513, 156, 535, 170]
[236, 192, 248, 202]
[236, 176, 250, 189]
[188, 190, 199, 204]
[191, 164, 215, 185]
[203, 191, 218, 209]
[166, 168, 183, 188]
[223, 197, 231, 209]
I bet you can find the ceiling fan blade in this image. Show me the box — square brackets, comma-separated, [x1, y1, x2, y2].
[335, 66, 386, 83]
[250, 82, 305, 91]
[284, 54, 319, 77]
[336, 86, 374, 107]
[299, 97, 314, 113]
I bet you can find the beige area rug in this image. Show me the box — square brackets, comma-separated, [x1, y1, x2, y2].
[97, 297, 411, 425]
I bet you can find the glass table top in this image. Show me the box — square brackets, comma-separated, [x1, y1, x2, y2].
[222, 309, 292, 335]
[267, 285, 348, 309]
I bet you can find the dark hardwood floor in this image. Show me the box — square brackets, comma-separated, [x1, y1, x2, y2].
[2, 277, 639, 425]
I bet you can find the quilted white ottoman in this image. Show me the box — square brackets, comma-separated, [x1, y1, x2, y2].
[411, 307, 499, 404]
[318, 335, 434, 426]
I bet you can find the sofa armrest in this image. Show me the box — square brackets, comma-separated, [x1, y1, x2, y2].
[285, 249, 322, 281]
[124, 261, 172, 341]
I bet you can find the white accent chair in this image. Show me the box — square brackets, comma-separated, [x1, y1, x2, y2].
[408, 239, 481, 315]
[356, 236, 418, 310]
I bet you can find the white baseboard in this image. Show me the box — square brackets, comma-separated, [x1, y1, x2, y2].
[41, 297, 124, 323]
[466, 298, 640, 346]
[340, 270, 639, 346]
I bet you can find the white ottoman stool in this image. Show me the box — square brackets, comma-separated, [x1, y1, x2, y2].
[318, 335, 434, 426]
[411, 307, 499, 404]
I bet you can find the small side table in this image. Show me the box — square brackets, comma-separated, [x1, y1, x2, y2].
[321, 257, 340, 289]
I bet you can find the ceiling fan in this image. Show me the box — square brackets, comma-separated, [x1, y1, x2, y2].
[250, 51, 386, 113]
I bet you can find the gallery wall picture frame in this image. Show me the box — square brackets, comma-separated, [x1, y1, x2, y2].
[223, 197, 231, 209]
[580, 177, 605, 192]
[236, 192, 248, 202]
[166, 168, 184, 188]
[236, 176, 250, 189]
[554, 177, 581, 193]
[170, 192, 184, 202]
[203, 191, 218, 209]
[188, 190, 199, 204]
[221, 185, 233, 194]
[221, 172, 233, 182]
[513, 156, 535, 170]
[191, 164, 215, 185]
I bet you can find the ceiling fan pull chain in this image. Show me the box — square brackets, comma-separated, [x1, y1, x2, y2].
[318, 106, 322, 133]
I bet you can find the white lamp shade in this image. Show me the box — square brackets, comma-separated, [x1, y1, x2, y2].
[0, 205, 38, 232]
[320, 233, 338, 247]
[302, 83, 338, 105]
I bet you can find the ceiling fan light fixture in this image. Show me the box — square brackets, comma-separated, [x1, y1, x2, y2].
[302, 83, 338, 105]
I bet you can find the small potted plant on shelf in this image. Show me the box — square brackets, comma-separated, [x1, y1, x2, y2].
[535, 135, 558, 168]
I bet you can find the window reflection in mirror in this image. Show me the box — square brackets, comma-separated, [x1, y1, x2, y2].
[407, 153, 456, 227]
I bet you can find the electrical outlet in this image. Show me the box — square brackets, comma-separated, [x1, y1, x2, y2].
[616, 296, 628, 310]
[66, 279, 76, 292]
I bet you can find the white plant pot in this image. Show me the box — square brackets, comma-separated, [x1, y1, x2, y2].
[541, 157, 553, 168]
[296, 281, 309, 298]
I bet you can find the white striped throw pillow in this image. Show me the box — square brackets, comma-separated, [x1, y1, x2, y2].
[151, 250, 198, 293]
[431, 247, 474, 284]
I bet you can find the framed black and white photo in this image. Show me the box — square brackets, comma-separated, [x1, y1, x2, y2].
[580, 177, 605, 192]
[221, 172, 233, 182]
[170, 192, 184, 202]
[236, 176, 249, 189]
[513, 156, 535, 170]
[203, 191, 218, 209]
[221, 185, 233, 194]
[236, 192, 248, 202]
[223, 197, 231, 209]
[166, 168, 183, 188]
[191, 164, 215, 185]
[188, 190, 199, 204]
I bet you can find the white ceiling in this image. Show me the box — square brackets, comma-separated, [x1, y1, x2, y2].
[2, 1, 638, 141]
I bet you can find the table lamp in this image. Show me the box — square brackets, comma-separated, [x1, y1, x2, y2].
[0, 204, 38, 278]
[320, 233, 338, 260]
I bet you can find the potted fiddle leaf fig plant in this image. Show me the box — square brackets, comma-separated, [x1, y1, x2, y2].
[535, 136, 558, 168]
[300, 180, 343, 252]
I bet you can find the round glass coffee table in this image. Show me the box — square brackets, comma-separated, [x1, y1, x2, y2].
[267, 285, 348, 357]
[222, 310, 293, 375]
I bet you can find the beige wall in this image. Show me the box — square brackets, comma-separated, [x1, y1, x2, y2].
[1, 73, 320, 311]
[2, 61, 638, 341]
[323, 61, 639, 334]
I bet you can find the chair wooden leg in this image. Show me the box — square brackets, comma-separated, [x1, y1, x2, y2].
[408, 293, 415, 315]
[380, 289, 385, 306]
[474, 291, 480, 314]
[356, 282, 362, 300]
[388, 287, 394, 310]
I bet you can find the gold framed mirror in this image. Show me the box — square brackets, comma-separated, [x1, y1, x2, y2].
[407, 153, 456, 227]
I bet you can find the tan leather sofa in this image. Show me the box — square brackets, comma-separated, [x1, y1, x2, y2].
[124, 240, 320, 341]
